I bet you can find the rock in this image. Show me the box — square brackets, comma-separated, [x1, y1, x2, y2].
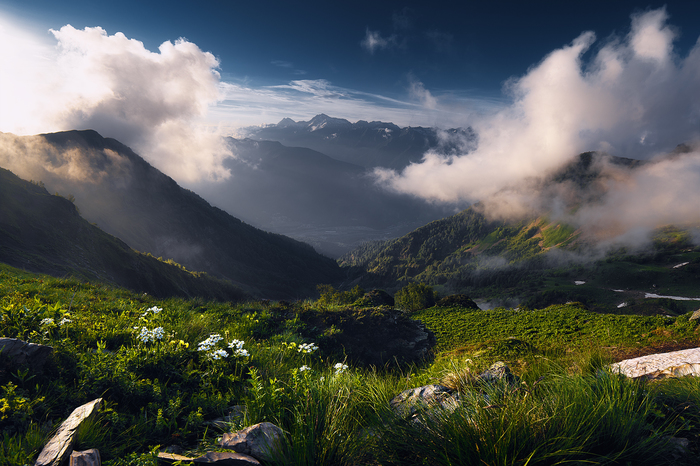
[690, 309, 700, 321]
[610, 347, 700, 379]
[0, 338, 53, 370]
[35, 398, 102, 466]
[69, 449, 101, 466]
[665, 436, 690, 460]
[477, 362, 519, 385]
[194, 452, 261, 465]
[389, 384, 459, 417]
[219, 422, 285, 462]
[157, 452, 195, 464]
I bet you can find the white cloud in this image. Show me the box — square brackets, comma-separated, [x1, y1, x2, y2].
[376, 7, 700, 209]
[408, 78, 438, 109]
[0, 22, 231, 182]
[361, 28, 397, 54]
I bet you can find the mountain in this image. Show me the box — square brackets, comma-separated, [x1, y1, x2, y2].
[0, 130, 342, 298]
[339, 152, 700, 313]
[243, 114, 477, 170]
[190, 137, 455, 257]
[0, 167, 248, 301]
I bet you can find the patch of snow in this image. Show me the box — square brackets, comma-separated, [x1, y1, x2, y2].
[617, 302, 628, 308]
[574, 281, 585, 285]
[613, 289, 625, 292]
[645, 293, 700, 301]
[673, 262, 690, 269]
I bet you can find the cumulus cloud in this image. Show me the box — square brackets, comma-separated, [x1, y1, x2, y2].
[0, 22, 231, 182]
[376, 7, 700, 216]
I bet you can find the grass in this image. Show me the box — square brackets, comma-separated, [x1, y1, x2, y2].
[3, 264, 700, 464]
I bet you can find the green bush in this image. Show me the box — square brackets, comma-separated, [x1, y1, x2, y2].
[394, 283, 438, 311]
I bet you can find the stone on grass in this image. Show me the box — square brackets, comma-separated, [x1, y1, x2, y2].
[219, 422, 284, 462]
[690, 309, 700, 321]
[194, 452, 261, 465]
[69, 449, 101, 466]
[35, 398, 102, 466]
[157, 452, 195, 464]
[389, 384, 459, 417]
[0, 338, 53, 369]
[477, 361, 519, 385]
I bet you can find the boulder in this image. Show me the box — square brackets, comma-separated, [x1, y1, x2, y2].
[0, 338, 53, 369]
[35, 398, 102, 466]
[690, 309, 700, 321]
[69, 449, 101, 466]
[194, 452, 261, 465]
[389, 384, 459, 418]
[477, 361, 519, 386]
[219, 422, 284, 462]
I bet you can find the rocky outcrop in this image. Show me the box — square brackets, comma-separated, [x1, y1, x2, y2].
[389, 384, 459, 418]
[0, 338, 53, 370]
[69, 449, 101, 466]
[610, 347, 700, 379]
[218, 422, 285, 463]
[35, 398, 102, 466]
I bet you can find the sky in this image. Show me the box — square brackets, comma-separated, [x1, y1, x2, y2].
[1, 0, 700, 239]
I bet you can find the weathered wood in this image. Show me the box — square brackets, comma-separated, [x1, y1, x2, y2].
[34, 398, 102, 466]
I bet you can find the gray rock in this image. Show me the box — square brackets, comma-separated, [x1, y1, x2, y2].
[0, 338, 53, 369]
[157, 452, 194, 464]
[690, 309, 700, 321]
[477, 362, 519, 385]
[69, 449, 101, 466]
[219, 422, 285, 462]
[389, 384, 459, 417]
[34, 398, 102, 466]
[194, 452, 261, 465]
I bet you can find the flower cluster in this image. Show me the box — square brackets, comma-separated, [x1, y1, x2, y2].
[298, 342, 319, 354]
[299, 365, 311, 372]
[228, 339, 249, 357]
[136, 326, 165, 343]
[198, 334, 223, 352]
[210, 349, 229, 360]
[40, 318, 54, 326]
[142, 306, 162, 318]
[59, 317, 72, 326]
[334, 363, 348, 375]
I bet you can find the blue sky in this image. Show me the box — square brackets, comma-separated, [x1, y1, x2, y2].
[2, 0, 700, 131]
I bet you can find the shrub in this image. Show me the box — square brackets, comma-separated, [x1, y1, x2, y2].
[394, 283, 438, 312]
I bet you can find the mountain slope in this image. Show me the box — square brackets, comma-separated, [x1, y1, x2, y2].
[190, 138, 454, 256]
[0, 167, 248, 301]
[244, 114, 476, 170]
[0, 130, 343, 298]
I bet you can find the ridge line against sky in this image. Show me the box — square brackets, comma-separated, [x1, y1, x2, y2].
[1, 0, 700, 187]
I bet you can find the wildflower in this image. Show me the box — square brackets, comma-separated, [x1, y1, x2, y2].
[137, 326, 165, 343]
[334, 363, 348, 375]
[59, 318, 72, 326]
[142, 306, 163, 317]
[209, 349, 229, 360]
[40, 318, 54, 326]
[228, 339, 245, 350]
[198, 333, 223, 351]
[299, 365, 311, 372]
[233, 348, 250, 358]
[298, 342, 319, 354]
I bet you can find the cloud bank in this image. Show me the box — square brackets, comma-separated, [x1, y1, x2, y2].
[376, 8, 700, 213]
[0, 21, 230, 182]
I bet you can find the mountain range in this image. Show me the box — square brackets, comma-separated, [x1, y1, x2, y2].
[243, 113, 477, 170]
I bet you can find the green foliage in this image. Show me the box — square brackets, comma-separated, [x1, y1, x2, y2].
[316, 284, 364, 307]
[395, 282, 438, 311]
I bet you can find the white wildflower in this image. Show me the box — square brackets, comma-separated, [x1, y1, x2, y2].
[299, 365, 311, 372]
[40, 318, 54, 326]
[298, 342, 319, 354]
[234, 348, 250, 358]
[137, 326, 165, 343]
[228, 339, 245, 350]
[198, 333, 223, 351]
[334, 363, 348, 375]
[59, 318, 72, 326]
[209, 349, 229, 360]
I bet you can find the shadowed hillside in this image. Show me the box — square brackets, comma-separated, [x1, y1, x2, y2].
[0, 130, 343, 298]
[0, 167, 248, 300]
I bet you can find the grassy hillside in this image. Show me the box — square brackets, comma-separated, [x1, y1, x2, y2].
[0, 167, 247, 301]
[3, 267, 700, 464]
